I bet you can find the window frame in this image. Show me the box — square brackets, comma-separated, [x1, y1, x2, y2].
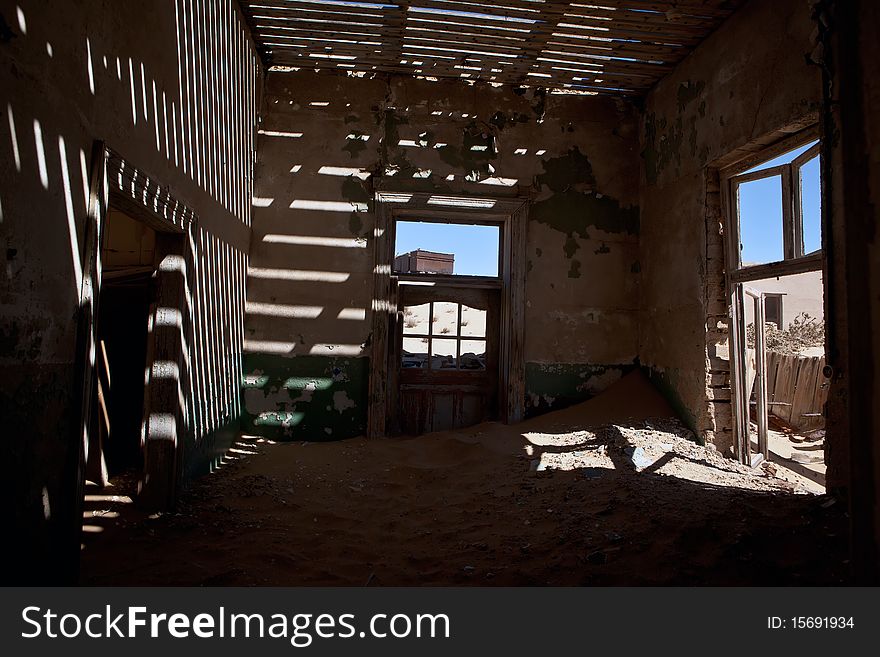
[401, 300, 488, 371]
[721, 129, 822, 284]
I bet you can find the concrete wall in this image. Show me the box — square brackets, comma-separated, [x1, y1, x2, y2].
[244, 71, 641, 439]
[639, 0, 822, 451]
[0, 0, 260, 582]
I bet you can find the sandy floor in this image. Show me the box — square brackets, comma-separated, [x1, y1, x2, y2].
[80, 372, 848, 586]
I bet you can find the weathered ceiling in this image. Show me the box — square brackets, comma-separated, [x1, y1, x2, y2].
[239, 0, 744, 96]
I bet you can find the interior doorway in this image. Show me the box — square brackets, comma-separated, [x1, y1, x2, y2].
[77, 146, 198, 557]
[86, 207, 156, 487]
[722, 130, 828, 490]
[369, 193, 528, 438]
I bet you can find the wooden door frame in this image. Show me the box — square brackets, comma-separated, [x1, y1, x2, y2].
[73, 141, 198, 511]
[718, 126, 824, 466]
[368, 192, 528, 438]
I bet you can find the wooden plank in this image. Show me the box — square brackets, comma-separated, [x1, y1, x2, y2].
[790, 356, 819, 430]
[566, 0, 741, 15]
[565, 5, 721, 29]
[530, 53, 672, 75]
[773, 354, 798, 425]
[730, 252, 824, 284]
[409, 0, 549, 22]
[544, 33, 686, 58]
[415, 0, 738, 22]
[766, 350, 780, 408]
[558, 15, 709, 42]
[405, 25, 529, 44]
[807, 355, 829, 432]
[72, 139, 109, 541]
[404, 15, 533, 36]
[250, 22, 395, 40]
[248, 3, 406, 24]
[260, 40, 392, 58]
[141, 237, 187, 510]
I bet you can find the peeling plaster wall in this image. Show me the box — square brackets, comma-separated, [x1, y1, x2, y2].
[639, 0, 821, 451]
[245, 71, 641, 438]
[0, 0, 260, 582]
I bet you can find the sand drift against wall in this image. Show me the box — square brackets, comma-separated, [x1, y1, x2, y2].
[81, 372, 846, 585]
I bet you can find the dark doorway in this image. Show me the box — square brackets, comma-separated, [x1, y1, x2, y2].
[87, 207, 156, 485]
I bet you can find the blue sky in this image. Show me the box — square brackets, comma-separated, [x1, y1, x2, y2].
[740, 140, 821, 264]
[395, 221, 500, 276]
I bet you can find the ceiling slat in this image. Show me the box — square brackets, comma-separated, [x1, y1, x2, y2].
[241, 0, 746, 95]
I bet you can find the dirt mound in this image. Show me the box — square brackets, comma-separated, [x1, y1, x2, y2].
[522, 369, 676, 432]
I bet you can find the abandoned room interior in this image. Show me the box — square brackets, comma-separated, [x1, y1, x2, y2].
[1, 0, 878, 586]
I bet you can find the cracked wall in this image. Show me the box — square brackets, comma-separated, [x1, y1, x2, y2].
[639, 0, 821, 451]
[245, 71, 641, 437]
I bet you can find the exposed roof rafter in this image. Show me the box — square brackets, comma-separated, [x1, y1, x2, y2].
[240, 0, 745, 96]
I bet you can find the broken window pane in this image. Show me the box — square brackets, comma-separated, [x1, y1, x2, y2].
[402, 303, 429, 334]
[430, 339, 457, 369]
[459, 339, 486, 370]
[799, 154, 822, 254]
[460, 305, 486, 337]
[738, 175, 784, 266]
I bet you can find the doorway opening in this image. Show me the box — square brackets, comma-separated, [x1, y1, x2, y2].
[369, 193, 528, 438]
[87, 207, 156, 487]
[77, 146, 199, 558]
[722, 131, 827, 491]
[391, 218, 502, 435]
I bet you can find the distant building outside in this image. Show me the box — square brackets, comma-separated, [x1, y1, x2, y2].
[742, 270, 824, 328]
[394, 249, 455, 274]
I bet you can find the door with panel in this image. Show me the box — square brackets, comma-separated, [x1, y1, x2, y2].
[395, 284, 499, 435]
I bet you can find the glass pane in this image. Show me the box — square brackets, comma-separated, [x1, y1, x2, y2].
[432, 302, 458, 336]
[743, 139, 819, 174]
[460, 305, 486, 337]
[799, 155, 822, 255]
[402, 303, 429, 334]
[430, 339, 457, 369]
[401, 337, 429, 368]
[738, 175, 783, 266]
[459, 340, 486, 370]
[393, 221, 500, 277]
